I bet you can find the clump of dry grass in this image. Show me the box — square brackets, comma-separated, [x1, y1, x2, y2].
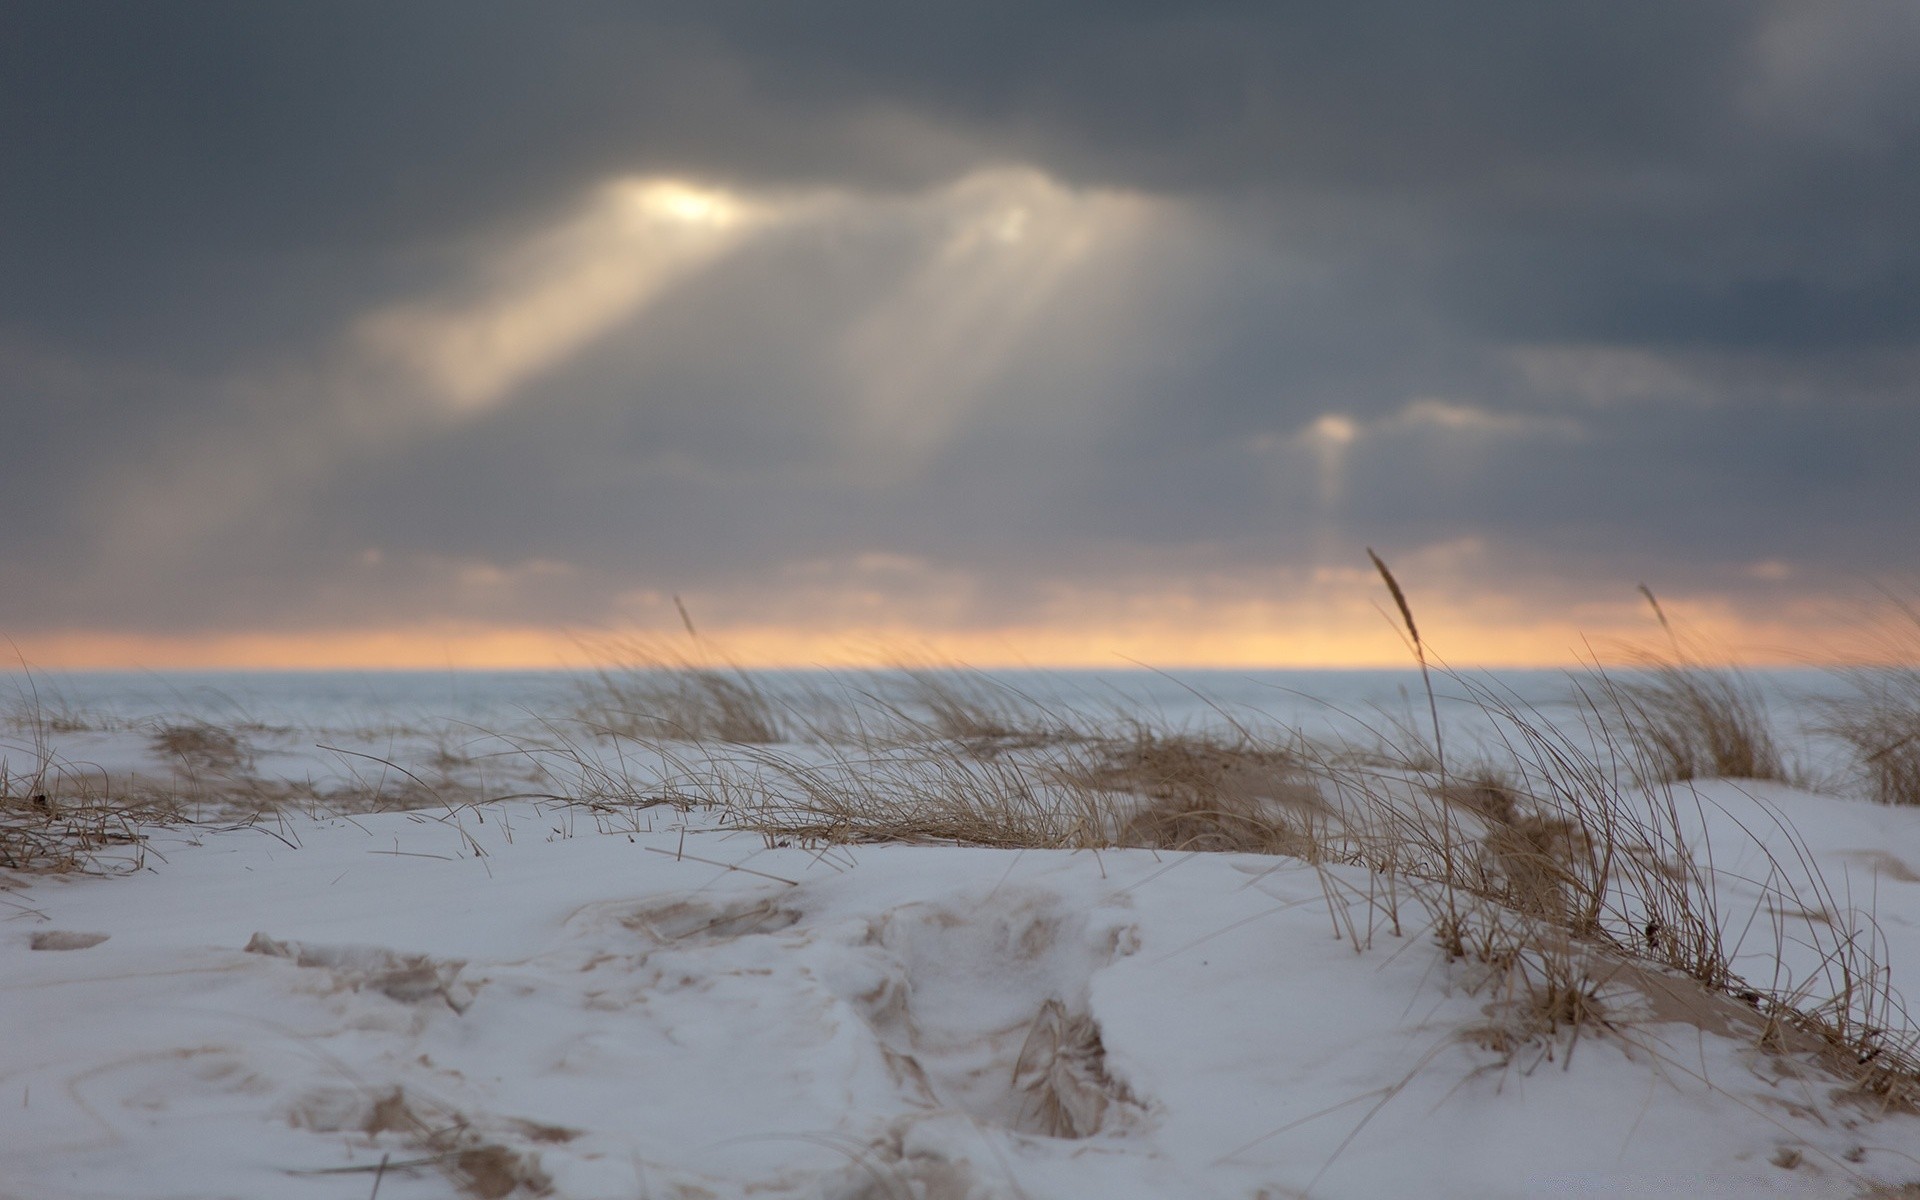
[575, 651, 786, 744]
[1283, 653, 1625, 1062]
[894, 668, 1042, 743]
[715, 738, 1106, 850]
[1, 681, 163, 871]
[1828, 705, 1920, 808]
[508, 569, 1920, 1120]
[1364, 563, 1915, 1105]
[0, 795, 152, 873]
[1824, 659, 1920, 806]
[2, 675, 106, 736]
[1436, 904, 1613, 1067]
[1080, 732, 1326, 855]
[149, 720, 253, 774]
[0, 749, 169, 874]
[2, 696, 485, 870]
[1611, 664, 1787, 783]
[290, 1085, 554, 1199]
[875, 667, 1105, 753]
[570, 607, 789, 744]
[1308, 562, 1917, 1106]
[566, 720, 1335, 858]
[1605, 587, 1787, 783]
[1437, 769, 1590, 929]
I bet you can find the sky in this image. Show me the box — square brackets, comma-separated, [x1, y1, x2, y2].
[5, 2, 1920, 669]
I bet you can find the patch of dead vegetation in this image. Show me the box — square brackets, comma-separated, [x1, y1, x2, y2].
[148, 721, 253, 774]
[291, 1085, 553, 1199]
[1824, 663, 1920, 807]
[572, 630, 787, 744]
[245, 932, 479, 1014]
[1602, 588, 1788, 784]
[573, 649, 1920, 1120]
[1082, 733, 1327, 855]
[0, 768, 171, 874]
[884, 667, 1084, 752]
[1611, 664, 1788, 783]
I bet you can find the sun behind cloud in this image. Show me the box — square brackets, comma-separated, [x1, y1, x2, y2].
[354, 177, 765, 415]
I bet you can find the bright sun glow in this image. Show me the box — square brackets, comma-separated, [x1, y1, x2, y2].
[354, 176, 762, 415]
[1305, 413, 1360, 446]
[632, 180, 743, 226]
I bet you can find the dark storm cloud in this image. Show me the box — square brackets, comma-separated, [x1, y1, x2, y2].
[4, 1, 1920, 644]
[10, 1, 1900, 352]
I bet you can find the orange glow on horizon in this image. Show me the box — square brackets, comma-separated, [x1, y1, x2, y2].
[8, 605, 1913, 672]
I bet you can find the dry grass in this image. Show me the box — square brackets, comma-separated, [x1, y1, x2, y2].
[2, 702, 171, 873]
[715, 739, 1105, 850]
[1600, 586, 1788, 783]
[8, 646, 1915, 1119]
[576, 655, 786, 744]
[545, 667, 1920, 1113]
[0, 786, 162, 874]
[894, 667, 1041, 742]
[527, 565, 1918, 1118]
[571, 616, 798, 744]
[877, 667, 1093, 751]
[1610, 662, 1788, 783]
[1081, 731, 1327, 855]
[2, 681, 107, 736]
[149, 720, 253, 774]
[0, 694, 507, 872]
[290, 1085, 553, 1199]
[1825, 665, 1920, 807]
[1443, 914, 1613, 1067]
[10, 587, 1920, 1138]
[550, 716, 1328, 857]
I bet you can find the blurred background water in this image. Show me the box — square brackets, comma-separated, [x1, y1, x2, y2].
[1, 665, 1852, 745]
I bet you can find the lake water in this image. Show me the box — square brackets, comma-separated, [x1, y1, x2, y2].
[3, 664, 1856, 750]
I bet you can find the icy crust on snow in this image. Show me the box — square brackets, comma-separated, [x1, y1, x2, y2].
[6, 789, 1920, 1199]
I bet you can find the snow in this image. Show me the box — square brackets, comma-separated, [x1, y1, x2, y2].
[4, 671, 1920, 1198]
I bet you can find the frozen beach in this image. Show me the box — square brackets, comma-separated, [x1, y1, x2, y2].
[4, 668, 1919, 1198]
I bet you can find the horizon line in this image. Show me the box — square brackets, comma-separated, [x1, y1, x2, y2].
[5, 613, 1912, 674]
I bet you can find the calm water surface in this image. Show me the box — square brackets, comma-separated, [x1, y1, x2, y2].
[4, 666, 1852, 743]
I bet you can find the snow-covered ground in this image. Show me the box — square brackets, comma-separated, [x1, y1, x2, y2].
[4, 670, 1919, 1198]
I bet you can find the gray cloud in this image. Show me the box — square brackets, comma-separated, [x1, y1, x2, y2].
[4, 2, 1919, 654]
